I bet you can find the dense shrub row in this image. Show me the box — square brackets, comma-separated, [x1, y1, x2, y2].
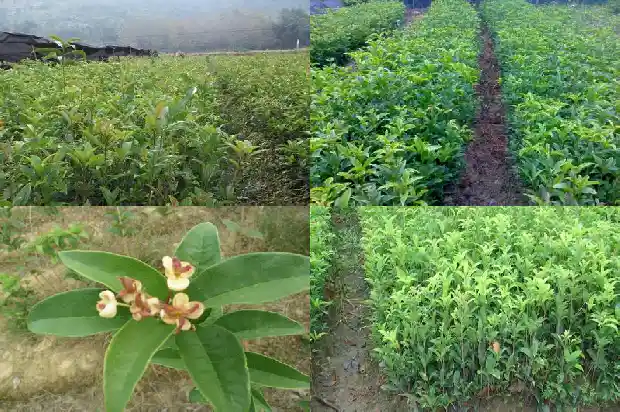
[311, 0, 480, 206]
[360, 207, 620, 408]
[309, 206, 334, 340]
[0, 52, 309, 206]
[310, 1, 405, 66]
[483, 0, 619, 205]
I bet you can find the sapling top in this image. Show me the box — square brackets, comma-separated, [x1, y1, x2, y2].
[27, 222, 311, 412]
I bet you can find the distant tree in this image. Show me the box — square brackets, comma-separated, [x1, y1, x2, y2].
[272, 8, 310, 49]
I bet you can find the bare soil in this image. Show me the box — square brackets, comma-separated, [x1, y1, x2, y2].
[0, 206, 310, 411]
[444, 25, 526, 206]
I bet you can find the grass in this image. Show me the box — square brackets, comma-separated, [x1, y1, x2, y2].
[359, 206, 620, 409]
[0, 52, 309, 206]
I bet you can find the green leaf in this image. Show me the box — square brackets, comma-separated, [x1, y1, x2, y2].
[176, 324, 251, 411]
[245, 352, 310, 389]
[174, 222, 221, 271]
[151, 348, 185, 370]
[58, 251, 168, 299]
[27, 288, 131, 337]
[13, 183, 32, 206]
[334, 187, 351, 208]
[188, 387, 209, 404]
[213, 310, 305, 339]
[187, 252, 310, 306]
[251, 386, 272, 412]
[104, 318, 175, 412]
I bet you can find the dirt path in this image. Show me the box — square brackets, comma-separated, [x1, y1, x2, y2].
[444, 24, 525, 206]
[310, 211, 405, 412]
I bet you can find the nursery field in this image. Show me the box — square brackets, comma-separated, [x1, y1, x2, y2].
[310, 0, 619, 206]
[484, 0, 620, 205]
[311, 0, 480, 206]
[0, 52, 309, 206]
[309, 206, 620, 410]
[0, 206, 310, 411]
[359, 207, 620, 409]
[310, 1, 406, 66]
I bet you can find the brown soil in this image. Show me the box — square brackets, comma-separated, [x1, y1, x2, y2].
[444, 25, 526, 206]
[310, 212, 406, 412]
[0, 206, 310, 411]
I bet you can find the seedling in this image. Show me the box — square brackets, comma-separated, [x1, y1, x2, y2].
[27, 222, 311, 411]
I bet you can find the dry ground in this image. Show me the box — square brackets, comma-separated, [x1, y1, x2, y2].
[0, 206, 310, 411]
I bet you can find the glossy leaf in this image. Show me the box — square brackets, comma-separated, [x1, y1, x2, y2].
[176, 324, 251, 411]
[213, 310, 305, 339]
[104, 318, 175, 412]
[27, 288, 130, 337]
[187, 252, 310, 306]
[245, 352, 310, 389]
[174, 222, 221, 271]
[251, 386, 272, 412]
[58, 251, 168, 299]
[151, 348, 185, 370]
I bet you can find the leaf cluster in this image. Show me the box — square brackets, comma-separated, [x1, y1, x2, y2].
[309, 206, 335, 341]
[311, 0, 480, 206]
[360, 207, 620, 408]
[483, 0, 619, 205]
[310, 1, 406, 66]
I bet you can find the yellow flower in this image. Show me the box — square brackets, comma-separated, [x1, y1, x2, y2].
[118, 277, 143, 303]
[160, 293, 204, 333]
[129, 292, 161, 321]
[162, 256, 195, 291]
[96, 290, 118, 318]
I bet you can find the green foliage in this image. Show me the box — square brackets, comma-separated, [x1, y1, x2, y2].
[28, 288, 132, 337]
[360, 207, 620, 408]
[310, 1, 406, 66]
[0, 206, 26, 251]
[210, 52, 310, 202]
[104, 318, 176, 412]
[309, 206, 334, 341]
[105, 207, 137, 237]
[222, 219, 265, 240]
[30, 224, 89, 263]
[483, 0, 619, 205]
[58, 251, 169, 299]
[0, 53, 308, 205]
[0, 273, 37, 332]
[27, 222, 310, 411]
[311, 0, 480, 206]
[186, 253, 310, 306]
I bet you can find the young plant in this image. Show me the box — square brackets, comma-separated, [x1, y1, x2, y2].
[0, 273, 37, 331]
[309, 206, 335, 342]
[27, 222, 310, 412]
[29, 224, 89, 263]
[105, 207, 137, 237]
[0, 206, 26, 251]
